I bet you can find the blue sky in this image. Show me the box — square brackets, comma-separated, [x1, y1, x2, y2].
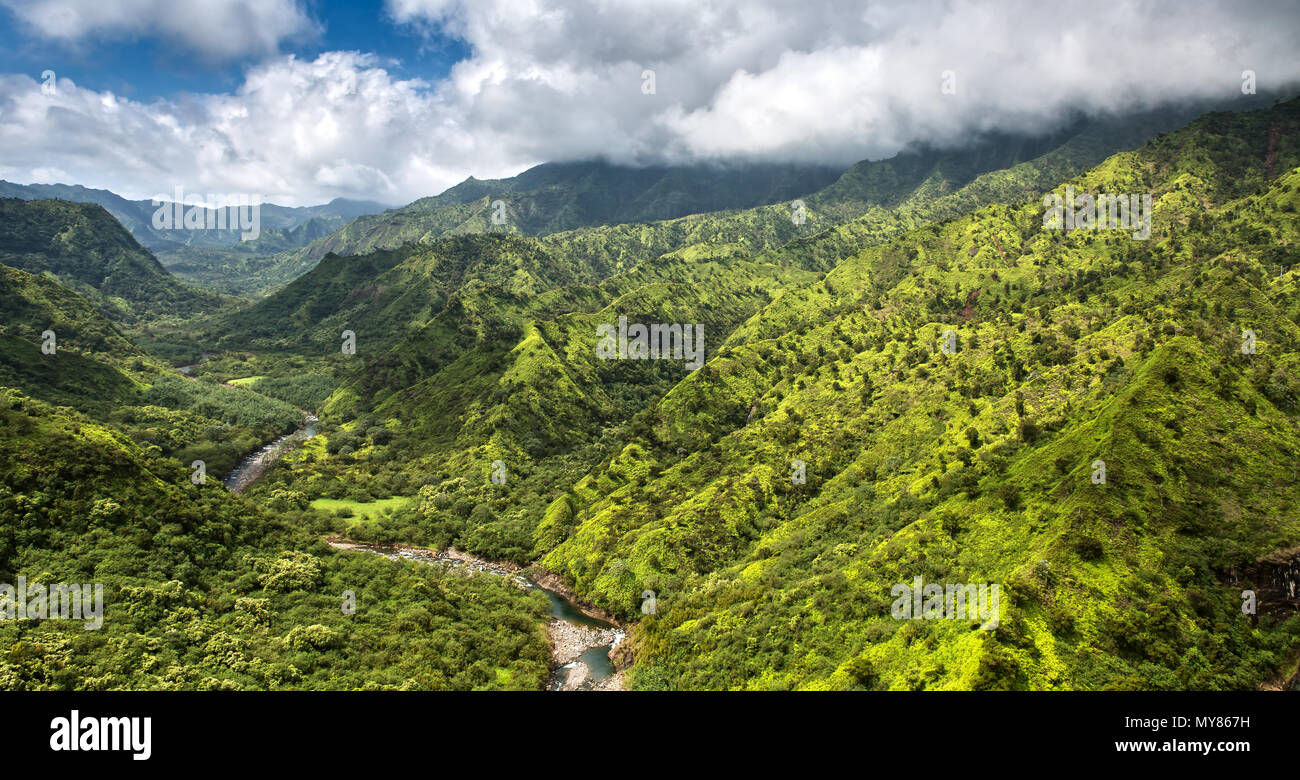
[0, 0, 468, 102]
[0, 0, 1295, 207]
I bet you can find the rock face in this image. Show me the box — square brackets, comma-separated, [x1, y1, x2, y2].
[591, 670, 625, 691]
[551, 663, 624, 691]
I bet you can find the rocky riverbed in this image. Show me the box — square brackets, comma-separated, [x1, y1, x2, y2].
[329, 538, 628, 691]
[223, 414, 317, 493]
[328, 540, 531, 587]
[547, 619, 626, 691]
[549, 618, 623, 666]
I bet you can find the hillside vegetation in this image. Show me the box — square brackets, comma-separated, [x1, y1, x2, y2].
[0, 198, 227, 324]
[2, 96, 1297, 691]
[0, 389, 549, 690]
[238, 97, 1300, 690]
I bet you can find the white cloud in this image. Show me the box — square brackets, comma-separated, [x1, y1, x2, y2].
[0, 0, 317, 61]
[0, 52, 533, 205]
[0, 0, 1297, 206]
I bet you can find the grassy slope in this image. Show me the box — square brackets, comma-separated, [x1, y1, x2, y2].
[235, 108, 1214, 548]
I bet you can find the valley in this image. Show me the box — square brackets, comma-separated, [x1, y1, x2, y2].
[2, 95, 1298, 691]
[325, 539, 626, 690]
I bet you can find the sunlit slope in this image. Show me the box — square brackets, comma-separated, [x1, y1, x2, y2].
[538, 99, 1300, 689]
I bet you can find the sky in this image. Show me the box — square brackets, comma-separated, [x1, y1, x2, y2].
[0, 0, 1296, 207]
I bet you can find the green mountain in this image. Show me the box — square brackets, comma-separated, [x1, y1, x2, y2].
[535, 98, 1300, 690]
[0, 201, 550, 691]
[282, 160, 842, 261]
[0, 260, 309, 478]
[0, 264, 148, 407]
[0, 182, 388, 297]
[202, 160, 842, 297]
[215, 102, 1238, 302]
[214, 108, 1216, 357]
[0, 180, 386, 253]
[0, 198, 226, 324]
[3, 95, 1297, 692]
[236, 97, 1300, 690]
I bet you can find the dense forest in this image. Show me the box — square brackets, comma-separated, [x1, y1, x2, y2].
[248, 98, 1300, 689]
[0, 389, 550, 690]
[1, 96, 1297, 690]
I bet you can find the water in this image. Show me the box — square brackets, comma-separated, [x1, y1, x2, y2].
[571, 644, 617, 684]
[176, 352, 215, 376]
[530, 583, 623, 690]
[222, 414, 317, 492]
[534, 584, 611, 629]
[328, 541, 623, 690]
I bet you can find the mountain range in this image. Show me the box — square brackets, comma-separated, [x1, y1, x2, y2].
[0, 94, 1297, 691]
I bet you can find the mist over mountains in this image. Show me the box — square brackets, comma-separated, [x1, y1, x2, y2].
[0, 0, 1298, 713]
[2, 90, 1298, 694]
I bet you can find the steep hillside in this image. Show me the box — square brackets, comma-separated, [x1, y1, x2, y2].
[0, 198, 225, 323]
[251, 101, 1237, 295]
[534, 99, 1300, 689]
[0, 264, 147, 407]
[0, 183, 388, 296]
[225, 102, 1270, 550]
[0, 235, 315, 477]
[114, 102, 1248, 300]
[248, 96, 1300, 691]
[216, 107, 1217, 360]
[279, 160, 842, 265]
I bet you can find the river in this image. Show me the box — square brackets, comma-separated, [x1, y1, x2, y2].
[222, 414, 318, 492]
[221, 409, 622, 689]
[326, 541, 626, 691]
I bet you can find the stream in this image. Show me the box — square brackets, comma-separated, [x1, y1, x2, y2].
[173, 354, 319, 494]
[211, 384, 622, 689]
[222, 414, 318, 493]
[327, 541, 625, 691]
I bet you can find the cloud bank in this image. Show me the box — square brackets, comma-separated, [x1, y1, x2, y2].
[0, 0, 318, 61]
[0, 0, 1296, 206]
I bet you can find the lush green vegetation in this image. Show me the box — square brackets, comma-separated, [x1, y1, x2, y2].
[240, 97, 1300, 690]
[0, 181, 387, 297]
[0, 389, 550, 690]
[0, 198, 228, 325]
[3, 96, 1298, 691]
[311, 496, 414, 521]
[245, 374, 337, 410]
[267, 160, 843, 276]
